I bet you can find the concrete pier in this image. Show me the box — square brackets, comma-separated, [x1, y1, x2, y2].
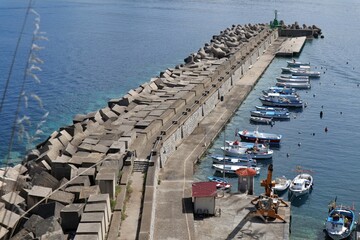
[0, 23, 311, 239]
[276, 36, 306, 56]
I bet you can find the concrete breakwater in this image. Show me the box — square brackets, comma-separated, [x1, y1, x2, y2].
[0, 23, 278, 239]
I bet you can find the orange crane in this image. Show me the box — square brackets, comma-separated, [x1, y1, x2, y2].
[250, 164, 289, 223]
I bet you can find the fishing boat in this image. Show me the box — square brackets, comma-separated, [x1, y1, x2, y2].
[211, 155, 257, 166]
[291, 70, 321, 78]
[281, 66, 311, 73]
[260, 95, 304, 108]
[212, 164, 260, 175]
[250, 116, 274, 125]
[263, 86, 298, 95]
[280, 74, 309, 79]
[289, 173, 313, 197]
[324, 199, 357, 240]
[255, 106, 288, 111]
[263, 92, 301, 100]
[276, 76, 310, 83]
[225, 140, 267, 148]
[207, 176, 232, 190]
[238, 129, 282, 145]
[286, 60, 310, 68]
[275, 81, 311, 90]
[250, 110, 290, 120]
[221, 145, 273, 159]
[272, 176, 291, 192]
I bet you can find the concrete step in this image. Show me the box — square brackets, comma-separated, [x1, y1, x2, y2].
[133, 159, 149, 173]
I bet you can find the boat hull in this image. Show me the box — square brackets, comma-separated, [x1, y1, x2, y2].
[238, 130, 281, 145]
[260, 98, 303, 108]
[250, 116, 274, 125]
[276, 82, 311, 90]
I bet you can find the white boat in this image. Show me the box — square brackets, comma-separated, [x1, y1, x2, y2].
[255, 106, 288, 111]
[276, 76, 310, 83]
[289, 173, 313, 197]
[265, 86, 297, 94]
[260, 95, 304, 108]
[280, 74, 309, 79]
[273, 176, 291, 192]
[250, 116, 274, 125]
[221, 145, 273, 159]
[211, 155, 257, 166]
[225, 140, 267, 149]
[281, 66, 311, 73]
[276, 81, 311, 90]
[213, 164, 260, 175]
[250, 110, 290, 120]
[286, 60, 310, 68]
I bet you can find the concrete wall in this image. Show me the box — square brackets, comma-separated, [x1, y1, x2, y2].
[194, 197, 215, 215]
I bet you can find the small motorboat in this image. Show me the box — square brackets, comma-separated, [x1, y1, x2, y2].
[280, 74, 309, 79]
[263, 86, 297, 95]
[324, 199, 357, 240]
[260, 95, 304, 108]
[286, 60, 310, 68]
[207, 176, 232, 190]
[238, 129, 282, 145]
[281, 66, 311, 73]
[221, 145, 273, 159]
[255, 106, 288, 111]
[250, 116, 274, 125]
[212, 164, 260, 175]
[289, 173, 313, 197]
[250, 110, 290, 120]
[276, 76, 310, 83]
[276, 81, 311, 90]
[211, 155, 257, 166]
[272, 176, 291, 192]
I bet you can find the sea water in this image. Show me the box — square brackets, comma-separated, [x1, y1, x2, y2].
[1, 0, 360, 239]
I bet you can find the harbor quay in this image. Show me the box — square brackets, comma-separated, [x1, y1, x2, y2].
[0, 22, 315, 240]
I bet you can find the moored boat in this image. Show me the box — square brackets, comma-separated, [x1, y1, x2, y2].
[255, 106, 288, 111]
[260, 95, 304, 108]
[250, 110, 290, 120]
[212, 164, 260, 175]
[280, 74, 309, 79]
[221, 145, 273, 159]
[289, 173, 313, 197]
[276, 76, 310, 83]
[263, 86, 297, 95]
[250, 116, 274, 125]
[272, 176, 291, 192]
[211, 155, 257, 166]
[276, 81, 311, 90]
[286, 60, 310, 68]
[324, 199, 357, 240]
[207, 176, 232, 190]
[281, 66, 311, 73]
[238, 129, 282, 145]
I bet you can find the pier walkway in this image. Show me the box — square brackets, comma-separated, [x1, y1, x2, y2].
[276, 36, 306, 57]
[153, 38, 287, 239]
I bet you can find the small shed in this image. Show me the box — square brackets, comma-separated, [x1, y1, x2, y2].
[236, 168, 257, 195]
[192, 182, 217, 215]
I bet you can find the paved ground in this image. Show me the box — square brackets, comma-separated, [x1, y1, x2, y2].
[116, 37, 287, 240]
[152, 38, 287, 240]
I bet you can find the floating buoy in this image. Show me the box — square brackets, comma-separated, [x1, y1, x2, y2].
[313, 94, 316, 97]
[346, 62, 349, 64]
[312, 133, 315, 136]
[321, 105, 324, 108]
[287, 153, 290, 158]
[325, 127, 328, 132]
[320, 111, 323, 119]
[298, 142, 301, 147]
[340, 111, 342, 115]
[298, 131, 301, 134]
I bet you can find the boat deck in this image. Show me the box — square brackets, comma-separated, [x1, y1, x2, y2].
[276, 36, 307, 57]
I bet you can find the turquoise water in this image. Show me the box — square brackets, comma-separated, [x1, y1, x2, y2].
[1, 0, 360, 239]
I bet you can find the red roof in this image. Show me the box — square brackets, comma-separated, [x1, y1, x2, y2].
[235, 168, 257, 177]
[192, 182, 217, 198]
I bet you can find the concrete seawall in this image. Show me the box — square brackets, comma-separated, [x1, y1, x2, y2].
[0, 24, 283, 240]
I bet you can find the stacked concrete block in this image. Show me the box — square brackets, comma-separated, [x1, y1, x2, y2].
[0, 208, 21, 232]
[26, 185, 52, 209]
[60, 203, 85, 232]
[78, 185, 101, 202]
[95, 172, 116, 200]
[0, 191, 25, 213]
[86, 194, 111, 232]
[76, 222, 102, 240]
[80, 212, 107, 240]
[31, 201, 64, 219]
